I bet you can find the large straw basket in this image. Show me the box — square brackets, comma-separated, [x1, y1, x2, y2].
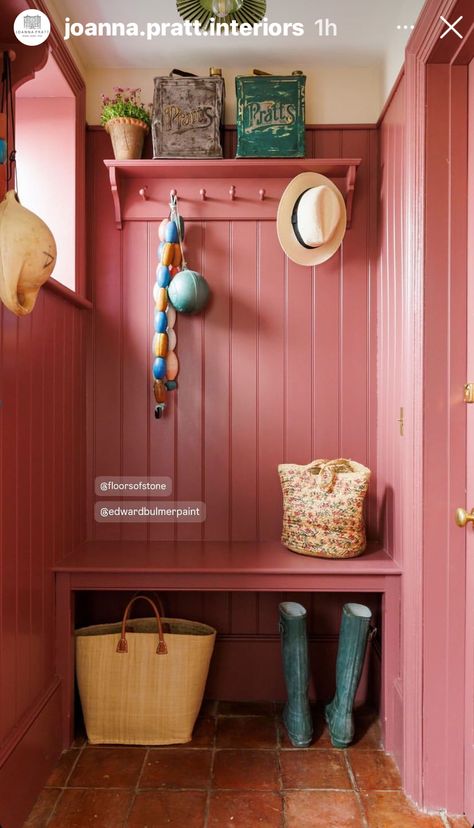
[75, 596, 216, 745]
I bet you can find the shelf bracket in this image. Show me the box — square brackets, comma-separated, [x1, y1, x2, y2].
[108, 166, 122, 229]
[345, 164, 357, 229]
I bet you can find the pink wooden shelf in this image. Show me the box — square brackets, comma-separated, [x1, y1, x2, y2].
[54, 539, 400, 591]
[104, 158, 361, 230]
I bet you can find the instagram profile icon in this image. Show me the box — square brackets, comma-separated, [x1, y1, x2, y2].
[14, 10, 51, 45]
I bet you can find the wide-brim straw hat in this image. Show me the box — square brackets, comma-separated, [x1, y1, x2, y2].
[277, 172, 347, 266]
[0, 190, 56, 316]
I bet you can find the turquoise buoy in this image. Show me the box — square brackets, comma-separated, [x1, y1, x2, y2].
[168, 269, 210, 314]
[165, 380, 178, 391]
[154, 310, 168, 333]
[156, 265, 171, 288]
[157, 241, 165, 259]
[153, 357, 167, 380]
[165, 221, 179, 243]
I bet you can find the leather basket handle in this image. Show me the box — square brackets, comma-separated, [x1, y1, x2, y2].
[116, 595, 168, 655]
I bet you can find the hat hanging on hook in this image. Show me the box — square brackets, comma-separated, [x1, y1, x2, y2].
[277, 172, 347, 267]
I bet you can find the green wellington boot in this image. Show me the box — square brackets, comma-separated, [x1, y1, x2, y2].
[325, 603, 373, 748]
[279, 602, 313, 747]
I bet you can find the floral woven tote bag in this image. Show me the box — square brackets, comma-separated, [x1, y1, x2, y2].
[278, 459, 371, 559]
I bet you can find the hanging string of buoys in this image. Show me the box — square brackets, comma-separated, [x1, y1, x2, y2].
[152, 192, 211, 420]
[152, 195, 182, 419]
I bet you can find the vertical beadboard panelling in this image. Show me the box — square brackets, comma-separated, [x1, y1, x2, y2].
[86, 127, 379, 686]
[203, 221, 231, 541]
[16, 308, 33, 722]
[0, 292, 87, 748]
[1, 307, 18, 741]
[341, 129, 370, 463]
[88, 126, 378, 545]
[257, 222, 285, 541]
[313, 249, 342, 460]
[285, 261, 313, 463]
[175, 222, 204, 541]
[230, 221, 258, 540]
[90, 130, 123, 541]
[377, 80, 405, 560]
[122, 221, 149, 542]
[148, 222, 177, 542]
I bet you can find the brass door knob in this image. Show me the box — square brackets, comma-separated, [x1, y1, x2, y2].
[455, 507, 474, 527]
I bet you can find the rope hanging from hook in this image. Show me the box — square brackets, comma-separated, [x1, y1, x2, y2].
[1, 51, 17, 193]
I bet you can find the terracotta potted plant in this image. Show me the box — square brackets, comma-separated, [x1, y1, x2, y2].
[101, 87, 151, 160]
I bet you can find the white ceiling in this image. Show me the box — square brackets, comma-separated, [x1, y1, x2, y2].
[46, 0, 425, 69]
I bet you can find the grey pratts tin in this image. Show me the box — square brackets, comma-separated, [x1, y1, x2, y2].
[152, 70, 225, 159]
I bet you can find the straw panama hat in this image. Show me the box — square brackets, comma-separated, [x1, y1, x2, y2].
[0, 190, 56, 316]
[277, 172, 347, 266]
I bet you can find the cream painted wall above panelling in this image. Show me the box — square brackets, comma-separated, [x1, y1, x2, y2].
[86, 64, 383, 125]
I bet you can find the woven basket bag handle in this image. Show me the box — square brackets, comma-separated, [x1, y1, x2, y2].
[116, 595, 168, 655]
[305, 458, 354, 492]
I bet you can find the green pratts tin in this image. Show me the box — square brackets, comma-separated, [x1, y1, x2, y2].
[236, 73, 306, 158]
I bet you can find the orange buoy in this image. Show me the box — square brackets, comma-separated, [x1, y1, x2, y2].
[161, 243, 174, 267]
[153, 333, 168, 358]
[172, 245, 182, 267]
[153, 379, 167, 404]
[155, 287, 168, 311]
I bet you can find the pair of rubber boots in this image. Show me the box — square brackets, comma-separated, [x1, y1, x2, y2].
[279, 601, 373, 748]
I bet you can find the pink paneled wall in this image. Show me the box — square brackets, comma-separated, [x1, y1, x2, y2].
[377, 78, 405, 566]
[0, 289, 88, 824]
[376, 76, 406, 777]
[87, 126, 378, 544]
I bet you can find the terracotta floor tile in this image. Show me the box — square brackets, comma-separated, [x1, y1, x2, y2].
[448, 818, 472, 828]
[152, 717, 216, 749]
[208, 791, 283, 827]
[351, 712, 383, 749]
[141, 748, 212, 788]
[47, 789, 132, 828]
[349, 750, 402, 791]
[188, 716, 216, 747]
[213, 749, 280, 790]
[218, 701, 276, 717]
[216, 715, 277, 748]
[24, 788, 62, 827]
[68, 747, 146, 788]
[280, 749, 351, 790]
[362, 792, 446, 827]
[285, 790, 365, 828]
[45, 749, 81, 787]
[127, 790, 207, 827]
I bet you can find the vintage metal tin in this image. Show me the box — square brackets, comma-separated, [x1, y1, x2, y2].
[152, 73, 224, 159]
[236, 74, 306, 158]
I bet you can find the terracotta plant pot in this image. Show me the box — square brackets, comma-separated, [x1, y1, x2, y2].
[105, 117, 149, 160]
